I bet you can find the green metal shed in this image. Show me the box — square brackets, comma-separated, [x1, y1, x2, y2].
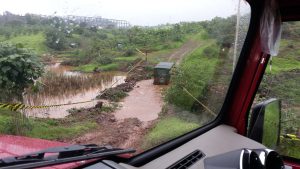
[153, 62, 174, 85]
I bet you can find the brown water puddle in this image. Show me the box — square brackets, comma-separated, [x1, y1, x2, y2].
[23, 63, 126, 118]
[46, 63, 81, 76]
[69, 80, 166, 150]
[114, 79, 165, 122]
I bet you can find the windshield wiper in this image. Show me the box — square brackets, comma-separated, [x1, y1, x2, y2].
[0, 144, 135, 169]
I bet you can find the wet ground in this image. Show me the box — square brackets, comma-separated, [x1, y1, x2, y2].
[115, 80, 164, 122]
[23, 63, 126, 118]
[65, 39, 200, 149]
[69, 79, 165, 151]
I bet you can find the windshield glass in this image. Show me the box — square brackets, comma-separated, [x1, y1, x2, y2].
[0, 0, 250, 156]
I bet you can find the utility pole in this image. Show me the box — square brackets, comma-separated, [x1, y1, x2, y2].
[233, 0, 241, 73]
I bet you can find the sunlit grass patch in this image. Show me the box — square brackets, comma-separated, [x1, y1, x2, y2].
[266, 57, 300, 74]
[279, 139, 300, 159]
[28, 120, 97, 140]
[74, 63, 124, 72]
[166, 40, 219, 110]
[4, 33, 47, 55]
[114, 56, 139, 62]
[0, 109, 97, 140]
[142, 117, 199, 149]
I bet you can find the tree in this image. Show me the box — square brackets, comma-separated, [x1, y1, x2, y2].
[0, 43, 43, 102]
[25, 14, 38, 25]
[202, 16, 236, 47]
[45, 28, 67, 50]
[172, 24, 183, 41]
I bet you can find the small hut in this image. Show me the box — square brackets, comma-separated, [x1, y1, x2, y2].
[153, 62, 174, 85]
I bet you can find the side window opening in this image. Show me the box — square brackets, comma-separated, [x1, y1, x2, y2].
[249, 21, 300, 159]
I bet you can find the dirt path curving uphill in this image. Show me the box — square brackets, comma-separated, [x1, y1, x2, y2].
[167, 39, 201, 64]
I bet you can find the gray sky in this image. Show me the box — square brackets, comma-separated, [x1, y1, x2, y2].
[0, 0, 249, 26]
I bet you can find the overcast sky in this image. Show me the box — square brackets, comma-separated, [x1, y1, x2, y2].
[0, 0, 249, 26]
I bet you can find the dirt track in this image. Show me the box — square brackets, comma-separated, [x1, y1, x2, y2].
[115, 80, 163, 122]
[167, 39, 201, 64]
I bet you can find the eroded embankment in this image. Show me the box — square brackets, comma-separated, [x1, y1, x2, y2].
[64, 63, 164, 151]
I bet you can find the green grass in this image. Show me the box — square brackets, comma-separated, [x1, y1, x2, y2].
[166, 40, 219, 109]
[114, 56, 139, 62]
[147, 49, 174, 64]
[266, 57, 300, 74]
[154, 41, 184, 51]
[0, 109, 97, 140]
[0, 35, 5, 41]
[265, 39, 300, 74]
[74, 56, 140, 73]
[262, 101, 281, 149]
[279, 139, 300, 159]
[145, 34, 203, 64]
[99, 63, 119, 71]
[142, 117, 199, 149]
[273, 76, 300, 104]
[28, 120, 96, 140]
[73, 64, 97, 72]
[4, 33, 47, 55]
[74, 63, 119, 72]
[0, 109, 12, 132]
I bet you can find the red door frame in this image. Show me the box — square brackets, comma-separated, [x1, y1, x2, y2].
[223, 0, 266, 135]
[223, 0, 300, 168]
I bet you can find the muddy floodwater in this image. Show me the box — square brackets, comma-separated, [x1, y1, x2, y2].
[115, 79, 164, 122]
[23, 63, 125, 118]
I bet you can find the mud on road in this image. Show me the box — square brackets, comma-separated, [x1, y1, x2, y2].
[66, 80, 163, 152]
[69, 115, 153, 152]
[64, 39, 201, 151]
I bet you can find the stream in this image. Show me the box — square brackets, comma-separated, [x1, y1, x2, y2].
[23, 63, 126, 118]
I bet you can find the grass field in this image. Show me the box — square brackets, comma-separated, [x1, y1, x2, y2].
[166, 39, 219, 109]
[74, 56, 141, 72]
[74, 63, 120, 72]
[114, 56, 139, 62]
[266, 39, 300, 74]
[142, 116, 199, 149]
[266, 57, 300, 74]
[0, 109, 96, 140]
[279, 139, 300, 158]
[262, 100, 281, 149]
[4, 32, 48, 55]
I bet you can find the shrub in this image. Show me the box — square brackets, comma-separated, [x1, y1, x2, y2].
[203, 45, 219, 57]
[96, 56, 113, 65]
[123, 48, 136, 57]
[0, 43, 43, 102]
[165, 43, 218, 110]
[4, 113, 33, 136]
[97, 88, 128, 102]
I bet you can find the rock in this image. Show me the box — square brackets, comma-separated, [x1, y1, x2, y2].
[109, 117, 116, 123]
[95, 101, 103, 109]
[93, 67, 102, 73]
[133, 126, 139, 131]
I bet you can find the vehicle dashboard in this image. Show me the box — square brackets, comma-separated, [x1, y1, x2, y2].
[84, 125, 283, 169]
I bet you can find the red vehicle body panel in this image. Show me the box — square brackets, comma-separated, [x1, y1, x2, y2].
[285, 160, 300, 169]
[0, 135, 86, 169]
